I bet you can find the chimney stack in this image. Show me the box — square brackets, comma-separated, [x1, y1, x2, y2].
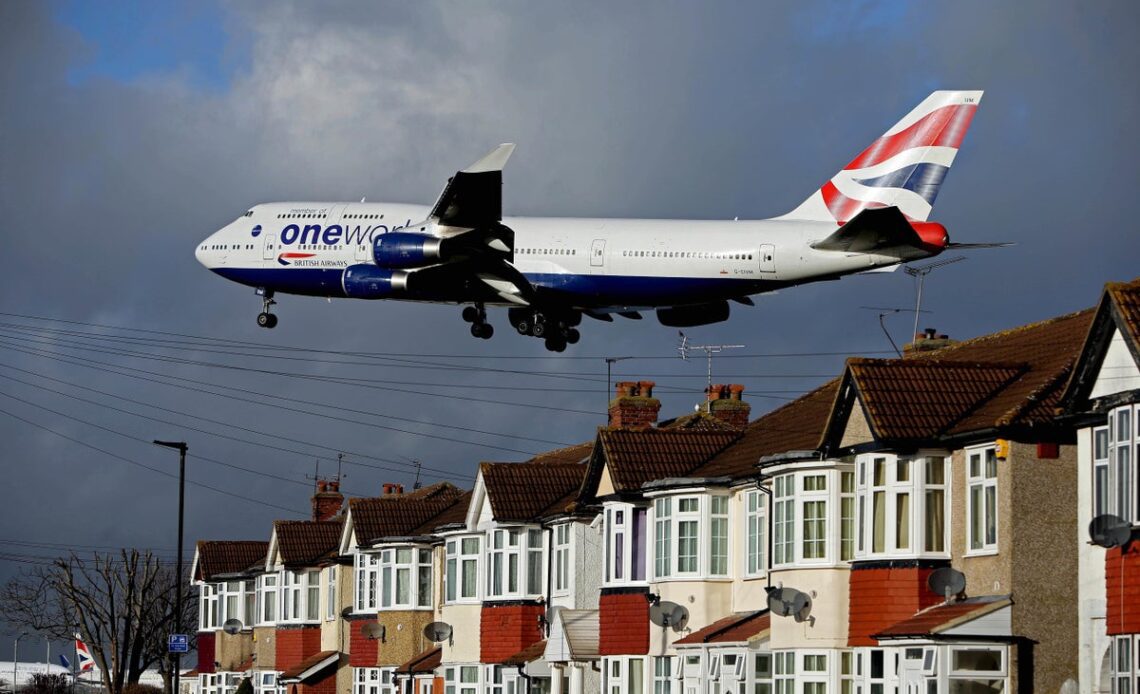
[608, 380, 661, 429]
[311, 478, 344, 521]
[382, 482, 405, 496]
[903, 328, 957, 357]
[703, 384, 751, 428]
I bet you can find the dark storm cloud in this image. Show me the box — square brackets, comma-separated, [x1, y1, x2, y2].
[1, 0, 1139, 639]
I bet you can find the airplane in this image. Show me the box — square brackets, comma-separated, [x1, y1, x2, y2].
[197, 90, 998, 351]
[0, 661, 73, 691]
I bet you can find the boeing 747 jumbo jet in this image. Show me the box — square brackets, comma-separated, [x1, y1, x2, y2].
[197, 91, 996, 351]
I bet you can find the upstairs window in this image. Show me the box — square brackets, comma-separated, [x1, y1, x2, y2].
[326, 566, 337, 620]
[354, 552, 379, 612]
[445, 536, 480, 603]
[256, 573, 278, 625]
[281, 569, 320, 623]
[486, 528, 544, 599]
[199, 583, 219, 630]
[651, 493, 728, 579]
[773, 477, 794, 566]
[606, 505, 647, 586]
[553, 524, 571, 595]
[1094, 425, 1110, 518]
[967, 447, 998, 553]
[379, 547, 433, 609]
[856, 454, 950, 560]
[745, 490, 767, 577]
[1109, 405, 1138, 523]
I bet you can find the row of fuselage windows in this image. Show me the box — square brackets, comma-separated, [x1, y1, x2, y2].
[274, 213, 385, 220]
[624, 250, 754, 260]
[204, 244, 256, 251]
[517, 248, 577, 256]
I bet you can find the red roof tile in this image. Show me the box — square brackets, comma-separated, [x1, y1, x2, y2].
[592, 428, 742, 494]
[349, 483, 467, 545]
[1062, 279, 1140, 412]
[500, 640, 548, 666]
[480, 462, 586, 521]
[279, 650, 339, 681]
[274, 519, 343, 567]
[873, 596, 1011, 638]
[195, 541, 268, 580]
[674, 611, 770, 645]
[397, 647, 442, 674]
[1107, 278, 1140, 346]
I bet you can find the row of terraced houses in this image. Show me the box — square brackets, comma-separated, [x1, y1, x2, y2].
[190, 278, 1140, 694]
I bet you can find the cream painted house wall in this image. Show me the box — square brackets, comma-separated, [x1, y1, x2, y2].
[765, 566, 850, 649]
[652, 580, 733, 654]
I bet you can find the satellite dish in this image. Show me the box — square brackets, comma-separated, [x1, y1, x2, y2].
[222, 618, 243, 635]
[648, 601, 689, 631]
[766, 587, 812, 623]
[340, 606, 355, 619]
[1089, 514, 1133, 548]
[423, 622, 453, 644]
[361, 622, 384, 641]
[927, 567, 967, 601]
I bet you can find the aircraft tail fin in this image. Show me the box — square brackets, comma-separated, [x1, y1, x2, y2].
[781, 90, 982, 223]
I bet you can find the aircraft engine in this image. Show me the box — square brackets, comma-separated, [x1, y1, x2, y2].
[342, 264, 410, 299]
[373, 232, 448, 269]
[656, 301, 731, 327]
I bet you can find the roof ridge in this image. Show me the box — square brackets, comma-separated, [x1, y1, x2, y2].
[906, 307, 1095, 360]
[849, 357, 1030, 370]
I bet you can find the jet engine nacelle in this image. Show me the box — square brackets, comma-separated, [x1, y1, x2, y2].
[373, 232, 446, 269]
[342, 264, 410, 299]
[657, 301, 731, 327]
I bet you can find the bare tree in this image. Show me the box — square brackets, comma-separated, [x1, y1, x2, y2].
[0, 550, 196, 694]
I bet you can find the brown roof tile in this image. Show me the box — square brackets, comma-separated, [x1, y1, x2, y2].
[349, 483, 467, 546]
[415, 489, 472, 532]
[674, 611, 770, 645]
[658, 412, 742, 431]
[1107, 278, 1140, 345]
[279, 650, 339, 681]
[195, 540, 268, 580]
[274, 519, 343, 567]
[397, 647, 442, 674]
[526, 441, 594, 465]
[873, 596, 1011, 638]
[480, 462, 586, 521]
[692, 380, 840, 479]
[500, 640, 548, 666]
[595, 428, 742, 493]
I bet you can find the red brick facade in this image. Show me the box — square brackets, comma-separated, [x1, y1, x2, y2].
[276, 626, 324, 670]
[480, 603, 545, 663]
[598, 590, 650, 655]
[848, 564, 942, 646]
[287, 670, 336, 694]
[608, 382, 661, 429]
[1106, 544, 1140, 635]
[197, 632, 216, 673]
[348, 617, 379, 667]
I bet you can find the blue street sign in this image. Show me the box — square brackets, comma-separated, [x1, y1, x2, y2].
[168, 634, 189, 653]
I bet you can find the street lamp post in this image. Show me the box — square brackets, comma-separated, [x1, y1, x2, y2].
[154, 440, 188, 694]
[13, 631, 28, 694]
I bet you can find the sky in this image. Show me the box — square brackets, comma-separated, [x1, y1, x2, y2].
[1, 0, 1138, 646]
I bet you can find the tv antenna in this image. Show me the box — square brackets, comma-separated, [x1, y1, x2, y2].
[860, 306, 932, 358]
[904, 256, 965, 344]
[604, 356, 635, 409]
[677, 332, 745, 392]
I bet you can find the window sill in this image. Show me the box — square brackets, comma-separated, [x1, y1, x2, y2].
[443, 599, 482, 607]
[650, 576, 732, 584]
[964, 548, 1000, 558]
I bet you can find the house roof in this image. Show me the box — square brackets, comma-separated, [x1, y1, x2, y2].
[525, 441, 594, 465]
[586, 428, 742, 497]
[274, 519, 343, 567]
[418, 489, 472, 531]
[691, 380, 841, 479]
[1061, 278, 1140, 412]
[658, 411, 742, 431]
[279, 650, 339, 682]
[500, 640, 548, 666]
[348, 482, 467, 545]
[872, 595, 1011, 638]
[674, 611, 770, 645]
[480, 462, 586, 522]
[397, 647, 442, 675]
[194, 541, 268, 580]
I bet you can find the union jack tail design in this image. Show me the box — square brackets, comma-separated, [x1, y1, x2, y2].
[75, 634, 95, 672]
[782, 90, 983, 224]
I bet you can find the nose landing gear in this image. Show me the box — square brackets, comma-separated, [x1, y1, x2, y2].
[256, 289, 278, 329]
[462, 303, 494, 339]
[508, 308, 581, 352]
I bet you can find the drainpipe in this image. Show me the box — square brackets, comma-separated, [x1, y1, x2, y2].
[543, 523, 555, 634]
[754, 476, 774, 590]
[516, 662, 532, 690]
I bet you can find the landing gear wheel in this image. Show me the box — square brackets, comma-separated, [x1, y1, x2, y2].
[256, 289, 277, 329]
[565, 328, 580, 344]
[480, 324, 494, 339]
[257, 312, 275, 328]
[532, 321, 546, 338]
[462, 306, 480, 323]
[470, 323, 483, 338]
[545, 337, 566, 353]
[266, 314, 278, 328]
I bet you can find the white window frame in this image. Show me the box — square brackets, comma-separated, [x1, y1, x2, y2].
[799, 651, 829, 694]
[744, 490, 767, 578]
[840, 471, 856, 562]
[1108, 405, 1139, 524]
[352, 667, 395, 694]
[800, 474, 829, 563]
[967, 446, 999, 555]
[378, 546, 433, 610]
[856, 454, 951, 561]
[709, 496, 730, 576]
[354, 551, 379, 612]
[650, 492, 733, 580]
[948, 646, 1007, 691]
[256, 573, 278, 625]
[1095, 424, 1110, 519]
[280, 568, 320, 624]
[772, 651, 795, 694]
[443, 665, 480, 694]
[773, 477, 794, 567]
[484, 665, 522, 694]
[445, 535, 481, 604]
[606, 656, 646, 694]
[254, 672, 284, 694]
[605, 503, 648, 586]
[486, 527, 544, 600]
[553, 523, 572, 596]
[199, 583, 219, 631]
[652, 655, 675, 694]
[1111, 635, 1139, 694]
[750, 652, 773, 694]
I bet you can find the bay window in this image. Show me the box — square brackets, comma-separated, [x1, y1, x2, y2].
[355, 552, 379, 612]
[650, 493, 729, 579]
[710, 497, 729, 575]
[353, 667, 395, 694]
[443, 666, 480, 694]
[219, 580, 253, 627]
[485, 665, 522, 694]
[856, 454, 950, 560]
[1095, 425, 1110, 518]
[326, 566, 336, 620]
[751, 652, 773, 694]
[553, 523, 571, 595]
[257, 574, 278, 625]
[652, 656, 674, 694]
[606, 504, 647, 585]
[677, 498, 700, 574]
[379, 547, 433, 609]
[654, 499, 672, 578]
[949, 646, 1006, 692]
[967, 447, 998, 553]
[606, 657, 645, 694]
[840, 472, 855, 561]
[487, 528, 544, 599]
[773, 477, 794, 566]
[1109, 405, 1139, 523]
[745, 490, 767, 577]
[772, 652, 795, 694]
[199, 583, 219, 630]
[1112, 635, 1138, 694]
[445, 536, 480, 603]
[802, 475, 828, 560]
[281, 569, 320, 622]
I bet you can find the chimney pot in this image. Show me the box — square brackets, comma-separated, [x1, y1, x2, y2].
[924, 327, 937, 339]
[608, 377, 662, 429]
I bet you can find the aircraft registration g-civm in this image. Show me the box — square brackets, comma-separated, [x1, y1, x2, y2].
[197, 90, 998, 351]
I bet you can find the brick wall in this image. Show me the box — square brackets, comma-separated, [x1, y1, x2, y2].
[347, 617, 379, 667]
[1106, 544, 1140, 635]
[296, 669, 336, 694]
[197, 632, 216, 673]
[276, 626, 323, 670]
[848, 563, 943, 647]
[598, 588, 649, 655]
[479, 602, 545, 663]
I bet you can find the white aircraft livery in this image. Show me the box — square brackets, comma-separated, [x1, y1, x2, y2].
[197, 91, 996, 351]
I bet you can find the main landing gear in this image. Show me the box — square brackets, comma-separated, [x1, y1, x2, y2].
[256, 289, 278, 329]
[509, 308, 580, 352]
[462, 303, 494, 340]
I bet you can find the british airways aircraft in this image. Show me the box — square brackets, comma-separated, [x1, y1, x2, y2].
[197, 91, 994, 351]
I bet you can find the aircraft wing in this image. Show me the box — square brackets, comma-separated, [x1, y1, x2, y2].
[430, 143, 516, 231]
[810, 206, 922, 253]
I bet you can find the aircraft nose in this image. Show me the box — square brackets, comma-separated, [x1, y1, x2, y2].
[195, 238, 208, 267]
